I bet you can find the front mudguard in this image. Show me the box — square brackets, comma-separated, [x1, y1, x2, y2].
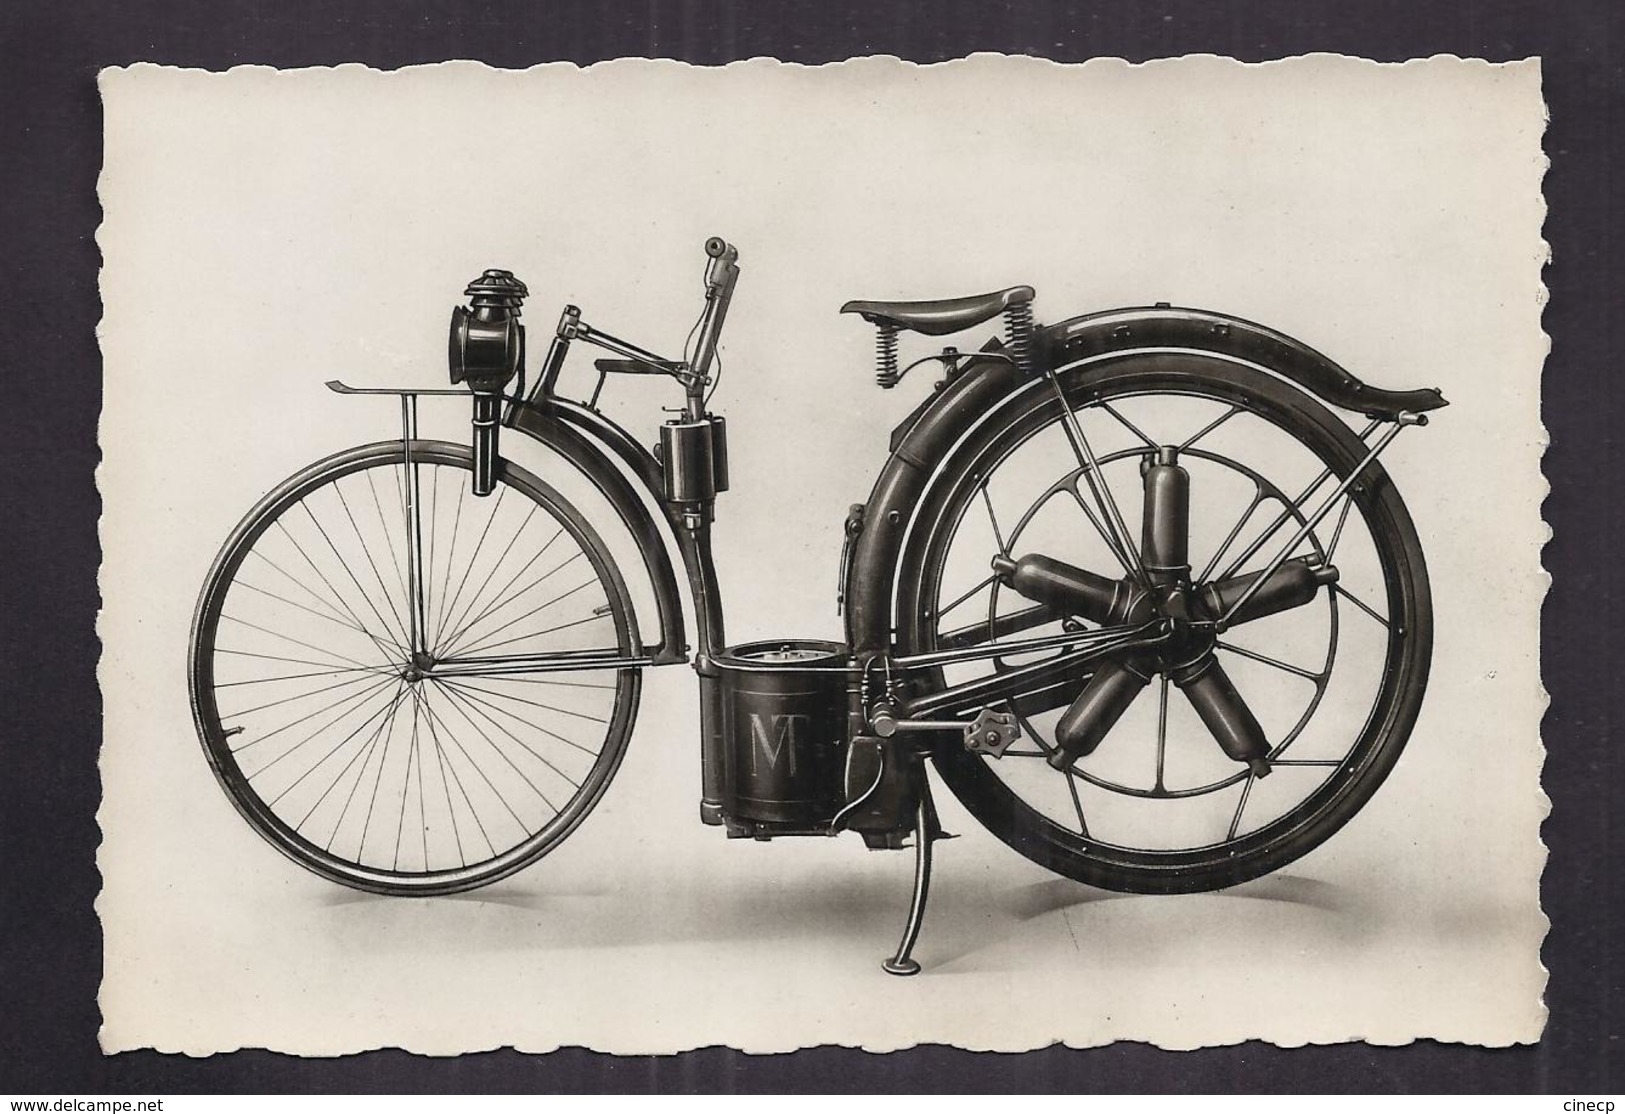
[508, 398, 735, 825]
[842, 305, 1448, 656]
[508, 398, 689, 664]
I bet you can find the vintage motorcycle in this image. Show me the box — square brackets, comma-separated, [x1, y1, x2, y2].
[188, 237, 1442, 974]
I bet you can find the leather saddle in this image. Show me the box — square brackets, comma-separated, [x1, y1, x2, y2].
[841, 286, 1034, 337]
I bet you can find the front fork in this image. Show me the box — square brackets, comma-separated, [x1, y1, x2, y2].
[400, 395, 430, 661]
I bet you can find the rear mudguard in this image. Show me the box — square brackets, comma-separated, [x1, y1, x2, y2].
[843, 305, 1447, 655]
[1042, 306, 1446, 419]
[509, 398, 689, 664]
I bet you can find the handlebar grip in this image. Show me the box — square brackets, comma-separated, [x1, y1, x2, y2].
[702, 236, 739, 298]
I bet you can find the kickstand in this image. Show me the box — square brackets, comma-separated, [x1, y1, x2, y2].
[882, 765, 939, 977]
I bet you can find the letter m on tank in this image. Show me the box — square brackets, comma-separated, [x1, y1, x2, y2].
[749, 712, 809, 775]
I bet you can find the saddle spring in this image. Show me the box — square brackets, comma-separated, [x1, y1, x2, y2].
[875, 324, 901, 389]
[1004, 300, 1035, 375]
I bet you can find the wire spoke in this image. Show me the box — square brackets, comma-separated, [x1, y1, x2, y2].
[441, 677, 608, 727]
[980, 480, 1009, 557]
[457, 613, 613, 658]
[267, 683, 406, 807]
[1099, 401, 1158, 449]
[356, 682, 406, 859]
[1332, 583, 1390, 628]
[431, 481, 469, 650]
[1046, 376, 1144, 581]
[1064, 769, 1090, 838]
[218, 613, 374, 671]
[245, 549, 367, 633]
[334, 480, 410, 649]
[1323, 495, 1355, 564]
[297, 500, 411, 657]
[273, 518, 403, 660]
[936, 573, 998, 623]
[365, 468, 411, 633]
[309, 490, 411, 648]
[315, 687, 402, 844]
[235, 674, 396, 759]
[432, 486, 507, 645]
[420, 466, 440, 638]
[1178, 403, 1242, 452]
[451, 579, 600, 658]
[435, 680, 592, 782]
[215, 647, 388, 674]
[439, 540, 574, 657]
[1065, 479, 1137, 577]
[436, 677, 604, 756]
[1216, 640, 1325, 681]
[419, 689, 472, 864]
[417, 684, 528, 843]
[466, 675, 616, 691]
[1154, 674, 1169, 795]
[435, 507, 544, 654]
[231, 580, 380, 640]
[215, 663, 386, 689]
[1227, 772, 1257, 841]
[1196, 484, 1265, 584]
[434, 487, 515, 649]
[222, 670, 383, 720]
[432, 680, 560, 815]
[1215, 419, 1381, 582]
[395, 697, 422, 870]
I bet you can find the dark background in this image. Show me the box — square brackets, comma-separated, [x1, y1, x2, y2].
[1, 0, 1617, 1094]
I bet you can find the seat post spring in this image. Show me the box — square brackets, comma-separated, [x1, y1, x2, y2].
[1004, 301, 1035, 375]
[875, 324, 901, 388]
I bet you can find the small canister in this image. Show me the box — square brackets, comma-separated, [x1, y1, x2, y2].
[660, 418, 716, 503]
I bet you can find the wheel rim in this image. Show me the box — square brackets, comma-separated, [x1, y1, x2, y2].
[191, 444, 640, 892]
[904, 358, 1428, 885]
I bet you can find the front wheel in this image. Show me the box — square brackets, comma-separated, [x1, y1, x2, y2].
[189, 441, 642, 895]
[896, 354, 1432, 894]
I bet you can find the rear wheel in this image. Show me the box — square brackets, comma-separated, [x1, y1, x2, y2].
[895, 355, 1432, 893]
[189, 441, 642, 895]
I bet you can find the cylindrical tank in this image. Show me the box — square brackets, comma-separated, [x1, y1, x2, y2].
[715, 640, 852, 828]
[1141, 446, 1190, 582]
[1198, 557, 1339, 625]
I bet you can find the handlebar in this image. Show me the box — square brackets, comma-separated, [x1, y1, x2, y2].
[690, 237, 740, 401]
[533, 237, 741, 410]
